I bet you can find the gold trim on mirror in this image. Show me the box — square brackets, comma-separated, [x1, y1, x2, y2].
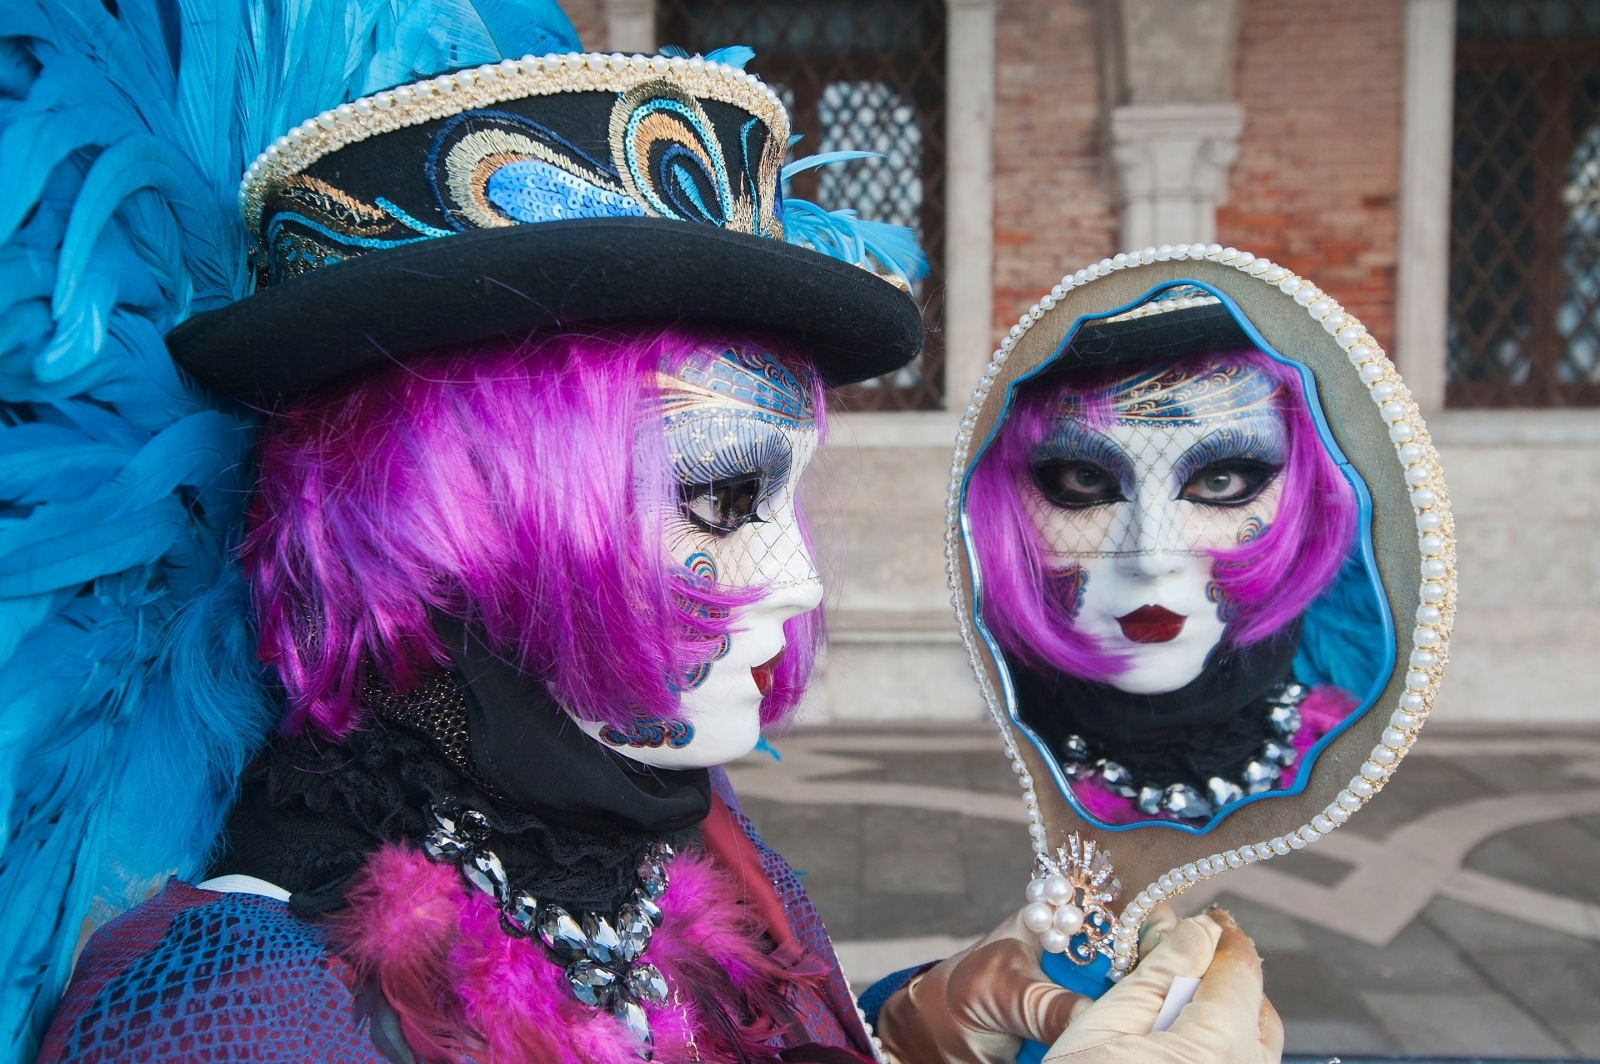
[944, 243, 1456, 980]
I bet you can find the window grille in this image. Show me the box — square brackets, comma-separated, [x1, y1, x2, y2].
[1449, 0, 1600, 405]
[657, 0, 947, 410]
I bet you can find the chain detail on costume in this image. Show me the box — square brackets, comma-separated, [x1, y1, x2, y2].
[423, 806, 673, 1058]
[1056, 680, 1310, 821]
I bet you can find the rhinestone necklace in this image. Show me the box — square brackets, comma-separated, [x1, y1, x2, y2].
[423, 804, 673, 1058]
[1056, 681, 1310, 821]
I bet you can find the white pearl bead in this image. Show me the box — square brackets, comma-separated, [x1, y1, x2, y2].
[1400, 691, 1427, 710]
[1279, 277, 1303, 295]
[1270, 837, 1292, 856]
[1135, 891, 1153, 909]
[1361, 762, 1386, 782]
[1350, 777, 1375, 798]
[1308, 297, 1332, 315]
[1225, 851, 1244, 868]
[1173, 243, 1190, 257]
[1042, 875, 1073, 905]
[1410, 649, 1437, 669]
[1326, 803, 1351, 822]
[1157, 244, 1174, 260]
[1382, 727, 1409, 749]
[1023, 902, 1056, 933]
[395, 85, 417, 102]
[1158, 873, 1175, 892]
[1196, 857, 1214, 876]
[1235, 251, 1256, 266]
[1183, 863, 1200, 881]
[1420, 534, 1444, 556]
[433, 75, 456, 93]
[1416, 609, 1442, 629]
[1407, 670, 1432, 690]
[1381, 401, 1407, 422]
[1405, 466, 1431, 487]
[1347, 343, 1373, 365]
[1359, 364, 1385, 384]
[1288, 832, 1308, 849]
[1411, 487, 1436, 508]
[1075, 269, 1089, 283]
[1253, 843, 1275, 861]
[1208, 243, 1224, 256]
[1051, 285, 1065, 299]
[1421, 583, 1446, 603]
[353, 98, 374, 116]
[1264, 266, 1289, 282]
[1389, 423, 1415, 443]
[1392, 709, 1419, 729]
[1113, 253, 1129, 268]
[1040, 928, 1071, 954]
[1141, 247, 1158, 263]
[1040, 295, 1056, 310]
[1338, 327, 1363, 349]
[1417, 511, 1441, 531]
[1028, 823, 1046, 840]
[1372, 382, 1397, 402]
[1100, 258, 1114, 272]
[1053, 904, 1085, 934]
[1025, 878, 1047, 903]
[1337, 791, 1362, 811]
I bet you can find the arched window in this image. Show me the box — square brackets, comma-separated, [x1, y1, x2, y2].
[658, 0, 948, 410]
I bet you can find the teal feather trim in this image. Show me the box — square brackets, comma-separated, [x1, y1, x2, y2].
[0, 2, 576, 1060]
[783, 199, 930, 283]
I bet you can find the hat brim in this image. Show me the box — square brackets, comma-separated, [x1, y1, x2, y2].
[1056, 302, 1254, 369]
[165, 217, 924, 404]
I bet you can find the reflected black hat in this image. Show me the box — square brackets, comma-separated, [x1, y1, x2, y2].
[166, 53, 924, 403]
[1057, 290, 1254, 369]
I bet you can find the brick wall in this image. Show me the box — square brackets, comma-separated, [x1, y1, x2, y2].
[567, 0, 606, 51]
[988, 0, 1403, 353]
[991, 0, 1116, 338]
[1216, 0, 1405, 352]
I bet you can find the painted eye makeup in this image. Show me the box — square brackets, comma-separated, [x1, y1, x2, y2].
[679, 474, 767, 535]
[1031, 460, 1127, 508]
[1178, 458, 1280, 505]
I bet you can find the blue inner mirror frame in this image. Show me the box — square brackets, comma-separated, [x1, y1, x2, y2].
[960, 279, 1397, 835]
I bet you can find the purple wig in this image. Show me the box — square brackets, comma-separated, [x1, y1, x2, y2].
[968, 349, 1356, 683]
[242, 323, 826, 738]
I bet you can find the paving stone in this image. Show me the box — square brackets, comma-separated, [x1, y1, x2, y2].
[1359, 992, 1573, 1056]
[734, 724, 1600, 1059]
[1281, 1018, 1398, 1056]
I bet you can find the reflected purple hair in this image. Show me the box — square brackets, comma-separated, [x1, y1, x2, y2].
[968, 349, 1356, 683]
[242, 324, 826, 739]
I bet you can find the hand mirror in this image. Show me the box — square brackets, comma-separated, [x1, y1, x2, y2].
[947, 246, 1455, 989]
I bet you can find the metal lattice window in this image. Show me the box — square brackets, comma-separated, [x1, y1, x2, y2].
[1449, 0, 1600, 406]
[657, 0, 947, 410]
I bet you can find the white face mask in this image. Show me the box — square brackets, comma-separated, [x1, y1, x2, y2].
[572, 347, 823, 768]
[1023, 361, 1286, 694]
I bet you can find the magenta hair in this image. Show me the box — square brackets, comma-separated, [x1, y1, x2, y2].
[968, 348, 1358, 683]
[242, 323, 826, 738]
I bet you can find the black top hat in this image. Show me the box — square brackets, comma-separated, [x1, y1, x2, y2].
[1054, 291, 1254, 370]
[166, 53, 924, 403]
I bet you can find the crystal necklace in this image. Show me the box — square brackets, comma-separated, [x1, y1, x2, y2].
[1056, 680, 1310, 821]
[422, 804, 673, 1058]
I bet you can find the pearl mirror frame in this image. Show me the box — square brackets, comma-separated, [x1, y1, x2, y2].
[946, 245, 1456, 979]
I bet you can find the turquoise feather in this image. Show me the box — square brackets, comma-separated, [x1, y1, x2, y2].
[0, 2, 578, 1060]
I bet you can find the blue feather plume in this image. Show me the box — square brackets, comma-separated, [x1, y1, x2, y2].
[780, 152, 930, 282]
[0, 2, 576, 1060]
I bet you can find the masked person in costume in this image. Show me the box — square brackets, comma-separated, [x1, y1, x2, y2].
[1, 3, 1278, 1063]
[966, 294, 1376, 827]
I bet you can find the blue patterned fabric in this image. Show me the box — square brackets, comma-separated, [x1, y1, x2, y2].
[37, 883, 389, 1064]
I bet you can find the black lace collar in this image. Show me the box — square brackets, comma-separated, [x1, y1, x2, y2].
[210, 619, 709, 916]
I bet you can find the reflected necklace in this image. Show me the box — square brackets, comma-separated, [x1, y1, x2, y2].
[1057, 681, 1310, 820]
[423, 804, 673, 1058]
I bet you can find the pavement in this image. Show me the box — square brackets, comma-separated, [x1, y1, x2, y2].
[728, 723, 1600, 1061]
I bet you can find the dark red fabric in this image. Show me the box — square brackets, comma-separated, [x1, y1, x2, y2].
[701, 790, 806, 965]
[778, 1044, 877, 1064]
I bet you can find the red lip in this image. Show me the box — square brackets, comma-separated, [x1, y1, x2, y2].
[752, 649, 785, 697]
[1116, 606, 1186, 644]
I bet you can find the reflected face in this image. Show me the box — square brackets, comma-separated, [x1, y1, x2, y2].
[574, 347, 823, 768]
[1025, 362, 1286, 693]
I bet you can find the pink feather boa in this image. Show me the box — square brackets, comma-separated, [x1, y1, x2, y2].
[334, 844, 815, 1064]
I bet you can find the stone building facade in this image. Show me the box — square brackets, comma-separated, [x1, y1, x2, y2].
[567, 0, 1600, 726]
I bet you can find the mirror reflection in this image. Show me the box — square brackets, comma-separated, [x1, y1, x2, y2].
[969, 289, 1389, 828]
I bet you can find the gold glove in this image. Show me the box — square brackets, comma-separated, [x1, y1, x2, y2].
[872, 905, 1180, 1064]
[1041, 908, 1283, 1063]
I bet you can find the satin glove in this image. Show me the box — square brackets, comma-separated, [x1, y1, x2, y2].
[1041, 908, 1283, 1063]
[872, 904, 1180, 1064]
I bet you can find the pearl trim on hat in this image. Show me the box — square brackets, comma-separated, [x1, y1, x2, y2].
[942, 243, 1456, 980]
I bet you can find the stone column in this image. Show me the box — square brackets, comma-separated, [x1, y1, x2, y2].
[1395, 0, 1456, 411]
[1099, 0, 1244, 250]
[604, 0, 655, 54]
[942, 0, 998, 411]
[1110, 102, 1243, 249]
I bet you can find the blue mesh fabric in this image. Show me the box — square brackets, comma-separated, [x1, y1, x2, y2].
[39, 881, 387, 1064]
[709, 768, 874, 1058]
